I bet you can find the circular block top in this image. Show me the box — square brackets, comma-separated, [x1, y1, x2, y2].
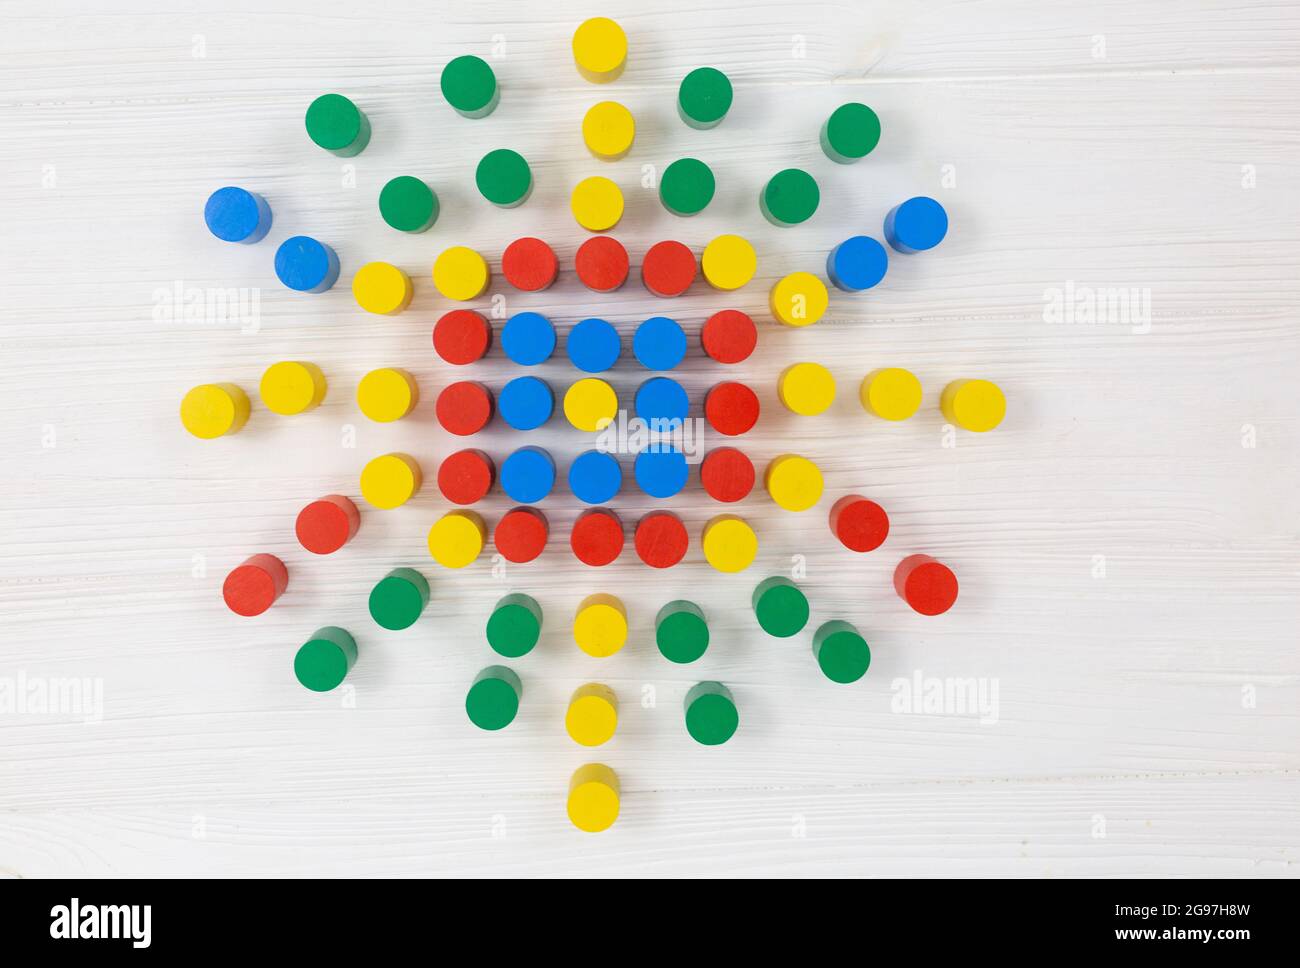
[942, 379, 1005, 432]
[305, 94, 364, 152]
[814, 621, 872, 683]
[487, 593, 542, 656]
[828, 235, 888, 292]
[752, 576, 809, 637]
[705, 381, 759, 436]
[770, 272, 829, 327]
[433, 309, 492, 365]
[635, 377, 689, 426]
[659, 159, 715, 217]
[571, 510, 624, 567]
[778, 362, 836, 416]
[634, 448, 688, 498]
[700, 447, 754, 503]
[701, 235, 756, 291]
[182, 383, 249, 439]
[885, 196, 948, 253]
[700, 309, 757, 364]
[465, 668, 520, 731]
[641, 240, 697, 296]
[583, 101, 635, 160]
[275, 236, 337, 293]
[357, 367, 418, 423]
[493, 507, 548, 564]
[830, 495, 890, 553]
[573, 594, 627, 655]
[222, 554, 287, 617]
[204, 186, 270, 243]
[566, 685, 618, 747]
[498, 375, 553, 431]
[569, 450, 623, 505]
[678, 67, 732, 128]
[862, 367, 922, 421]
[656, 601, 709, 664]
[765, 454, 824, 512]
[360, 453, 421, 509]
[352, 261, 413, 315]
[635, 511, 688, 567]
[501, 237, 557, 291]
[427, 510, 486, 569]
[571, 176, 624, 231]
[564, 378, 618, 432]
[575, 236, 629, 291]
[896, 555, 959, 615]
[295, 627, 356, 692]
[568, 763, 620, 833]
[822, 102, 881, 163]
[368, 568, 429, 631]
[567, 317, 621, 373]
[437, 448, 494, 505]
[379, 175, 438, 233]
[572, 17, 627, 82]
[500, 446, 555, 504]
[296, 495, 359, 555]
[476, 148, 532, 207]
[501, 312, 556, 366]
[441, 54, 498, 117]
[432, 246, 490, 300]
[761, 169, 819, 226]
[436, 381, 493, 436]
[633, 316, 687, 370]
[685, 683, 739, 746]
[260, 361, 325, 416]
[701, 515, 758, 573]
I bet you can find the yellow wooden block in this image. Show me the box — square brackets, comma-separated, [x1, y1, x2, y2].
[259, 361, 326, 416]
[573, 593, 627, 657]
[432, 246, 490, 301]
[568, 763, 620, 833]
[778, 362, 836, 416]
[765, 454, 824, 512]
[570, 177, 624, 232]
[572, 17, 627, 84]
[701, 234, 757, 291]
[360, 452, 422, 509]
[428, 509, 487, 569]
[180, 382, 250, 439]
[701, 515, 758, 573]
[565, 683, 618, 747]
[356, 367, 418, 423]
[941, 378, 1006, 432]
[770, 272, 829, 327]
[861, 367, 922, 421]
[583, 101, 635, 160]
[563, 378, 618, 432]
[352, 261, 413, 315]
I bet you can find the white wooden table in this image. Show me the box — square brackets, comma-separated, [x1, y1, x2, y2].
[1, 0, 1297, 877]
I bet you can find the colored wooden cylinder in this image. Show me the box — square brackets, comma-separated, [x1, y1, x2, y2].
[770, 272, 829, 326]
[476, 148, 532, 208]
[566, 317, 621, 373]
[583, 101, 635, 160]
[941, 378, 1006, 432]
[884, 196, 948, 253]
[894, 554, 959, 616]
[567, 763, 620, 833]
[433, 310, 492, 365]
[678, 67, 732, 129]
[778, 363, 836, 416]
[575, 237, 628, 291]
[760, 169, 819, 226]
[437, 448, 495, 505]
[752, 576, 809, 638]
[566, 683, 618, 747]
[563, 378, 617, 432]
[500, 446, 555, 504]
[360, 453, 422, 509]
[435, 381, 494, 435]
[829, 495, 889, 553]
[821, 102, 881, 164]
[813, 620, 871, 683]
[659, 159, 715, 217]
[700, 309, 757, 364]
[379, 176, 439, 233]
[573, 593, 627, 656]
[633, 316, 686, 370]
[827, 236, 888, 292]
[765, 454, 824, 512]
[501, 238, 558, 291]
[570, 176, 624, 231]
[440, 55, 499, 119]
[701, 235, 756, 291]
[305, 93, 370, 157]
[635, 511, 688, 567]
[294, 626, 358, 692]
[465, 666, 521, 731]
[260, 361, 327, 415]
[493, 507, 548, 564]
[486, 592, 543, 657]
[701, 515, 758, 573]
[502, 311, 556, 366]
[641, 240, 697, 296]
[572, 17, 627, 83]
[705, 381, 759, 436]
[357, 367, 418, 422]
[222, 553, 287, 617]
[432, 246, 490, 300]
[655, 600, 709, 664]
[368, 567, 430, 631]
[498, 376, 553, 431]
[570, 509, 624, 567]
[180, 383, 249, 439]
[700, 447, 754, 503]
[296, 495, 360, 555]
[684, 681, 739, 746]
[634, 448, 688, 499]
[427, 510, 487, 569]
[274, 236, 339, 293]
[861, 368, 923, 421]
[352, 261, 413, 315]
[204, 187, 271, 244]
[568, 450, 623, 505]
[635, 377, 688, 427]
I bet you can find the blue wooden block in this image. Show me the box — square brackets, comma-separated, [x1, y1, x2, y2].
[274, 236, 339, 293]
[502, 311, 556, 366]
[498, 376, 553, 431]
[566, 318, 621, 373]
[568, 450, 623, 505]
[634, 447, 688, 498]
[884, 197, 948, 254]
[204, 187, 272, 244]
[500, 446, 555, 504]
[827, 236, 888, 292]
[633, 316, 687, 370]
[635, 377, 689, 427]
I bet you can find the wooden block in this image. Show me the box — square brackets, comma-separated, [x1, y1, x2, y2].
[295, 494, 360, 555]
[641, 240, 697, 296]
[433, 309, 492, 365]
[751, 576, 809, 638]
[760, 169, 819, 226]
[180, 383, 249, 439]
[812, 620, 871, 683]
[570, 176, 624, 232]
[634, 376, 689, 427]
[294, 626, 357, 692]
[770, 272, 829, 326]
[678, 67, 732, 129]
[568, 450, 622, 505]
[203, 187, 271, 244]
[700, 309, 757, 363]
[501, 237, 558, 291]
[861, 367, 922, 421]
[465, 666, 521, 731]
[360, 453, 422, 509]
[655, 600, 709, 664]
[821, 102, 881, 164]
[493, 507, 548, 564]
[476, 148, 532, 208]
[567, 763, 620, 833]
[635, 510, 688, 567]
[274, 236, 339, 293]
[501, 311, 556, 366]
[941, 378, 1006, 432]
[498, 376, 554, 431]
[432, 246, 490, 301]
[435, 381, 494, 436]
[829, 495, 889, 553]
[658, 159, 715, 217]
[633, 316, 686, 370]
[894, 554, 959, 616]
[704, 381, 759, 436]
[701, 235, 756, 291]
[352, 261, 413, 315]
[440, 54, 499, 119]
[356, 367, 418, 423]
[260, 361, 327, 415]
[684, 681, 738, 746]
[634, 447, 688, 499]
[486, 592, 543, 656]
[305, 94, 370, 157]
[884, 196, 949, 253]
[827, 236, 888, 292]
[777, 362, 836, 417]
[575, 236, 629, 292]
[437, 448, 495, 505]
[566, 317, 621, 372]
[368, 567, 430, 631]
[764, 454, 824, 512]
[565, 683, 618, 747]
[563, 378, 617, 432]
[583, 101, 635, 160]
[701, 514, 758, 573]
[700, 447, 755, 503]
[427, 509, 487, 569]
[570, 509, 624, 567]
[222, 553, 287, 617]
[500, 446, 555, 504]
[379, 176, 438, 233]
[572, 17, 627, 83]
[573, 593, 627, 655]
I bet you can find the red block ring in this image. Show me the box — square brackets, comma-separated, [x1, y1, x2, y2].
[829, 495, 889, 553]
[634, 511, 688, 568]
[495, 507, 549, 563]
[501, 237, 558, 292]
[571, 508, 624, 566]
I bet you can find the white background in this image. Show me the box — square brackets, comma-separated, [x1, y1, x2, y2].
[1, 0, 1298, 877]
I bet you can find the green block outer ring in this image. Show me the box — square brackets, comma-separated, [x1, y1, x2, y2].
[466, 666, 522, 731]
[476, 148, 532, 208]
[295, 626, 358, 692]
[486, 593, 543, 658]
[368, 567, 430, 631]
[760, 168, 819, 226]
[305, 94, 371, 157]
[812, 620, 871, 684]
[378, 176, 439, 233]
[821, 102, 881, 164]
[440, 55, 499, 119]
[659, 158, 716, 217]
[655, 600, 709, 664]
[752, 576, 810, 638]
[677, 66, 733, 129]
[684, 681, 738, 745]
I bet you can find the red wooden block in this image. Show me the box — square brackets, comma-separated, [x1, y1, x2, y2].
[436, 381, 494, 436]
[438, 449, 496, 505]
[495, 506, 548, 563]
[700, 309, 757, 364]
[634, 511, 688, 568]
[501, 237, 558, 292]
[894, 554, 959, 616]
[830, 495, 889, 553]
[641, 240, 697, 297]
[295, 495, 360, 555]
[222, 553, 287, 617]
[433, 309, 492, 365]
[704, 381, 759, 436]
[575, 236, 629, 292]
[700, 447, 755, 503]
[570, 508, 624, 566]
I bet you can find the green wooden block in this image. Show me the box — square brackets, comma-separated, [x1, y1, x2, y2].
[294, 626, 357, 692]
[812, 620, 871, 684]
[466, 666, 521, 731]
[677, 67, 732, 129]
[441, 55, 499, 119]
[760, 168, 819, 226]
[684, 681, 738, 746]
[655, 600, 709, 664]
[486, 593, 542, 658]
[821, 102, 881, 164]
[752, 576, 809, 638]
[305, 93, 370, 157]
[368, 568, 430, 631]
[379, 176, 438, 233]
[659, 158, 715, 217]
[476, 148, 532, 208]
